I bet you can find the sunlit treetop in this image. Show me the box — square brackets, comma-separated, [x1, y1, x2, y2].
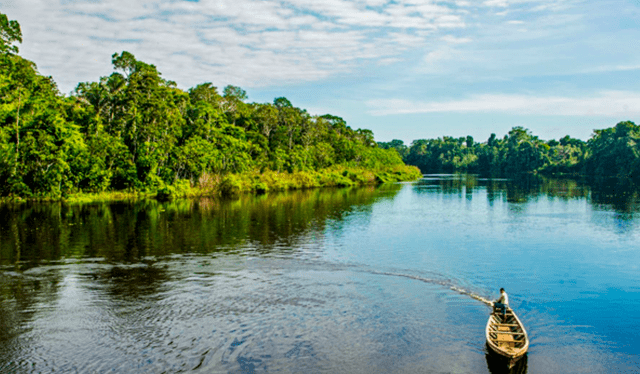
[0, 12, 22, 54]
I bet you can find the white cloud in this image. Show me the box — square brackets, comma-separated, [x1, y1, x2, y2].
[483, 0, 509, 7]
[367, 91, 640, 117]
[4, 0, 477, 92]
[441, 35, 472, 44]
[378, 57, 402, 65]
[423, 48, 454, 64]
[2, 0, 612, 96]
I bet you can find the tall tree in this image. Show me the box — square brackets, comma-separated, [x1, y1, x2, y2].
[586, 121, 640, 180]
[0, 13, 22, 54]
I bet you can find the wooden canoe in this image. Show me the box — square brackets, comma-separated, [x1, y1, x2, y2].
[485, 307, 529, 365]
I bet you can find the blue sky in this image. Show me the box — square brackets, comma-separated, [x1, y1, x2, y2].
[1, 0, 639, 144]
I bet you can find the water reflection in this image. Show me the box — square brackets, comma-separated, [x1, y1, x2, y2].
[486, 349, 528, 374]
[1, 177, 639, 373]
[0, 185, 401, 268]
[0, 270, 63, 371]
[94, 263, 170, 300]
[414, 174, 640, 213]
[589, 177, 640, 212]
[415, 174, 594, 203]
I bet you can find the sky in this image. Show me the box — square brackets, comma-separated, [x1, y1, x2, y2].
[1, 0, 639, 144]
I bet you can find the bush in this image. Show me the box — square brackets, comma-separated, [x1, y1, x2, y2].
[155, 179, 192, 201]
[252, 180, 269, 193]
[220, 174, 249, 196]
[292, 171, 318, 188]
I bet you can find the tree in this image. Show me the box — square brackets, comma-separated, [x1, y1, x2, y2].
[0, 13, 426, 198]
[356, 129, 375, 147]
[378, 139, 408, 159]
[0, 13, 22, 54]
[189, 83, 222, 109]
[75, 52, 186, 188]
[252, 103, 278, 141]
[586, 121, 640, 180]
[222, 85, 247, 126]
[273, 97, 292, 109]
[465, 135, 474, 148]
[0, 53, 85, 197]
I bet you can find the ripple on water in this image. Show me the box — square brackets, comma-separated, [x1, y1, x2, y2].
[0, 257, 464, 373]
[0, 254, 628, 374]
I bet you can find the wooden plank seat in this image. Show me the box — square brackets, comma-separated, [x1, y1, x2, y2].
[495, 334, 516, 347]
[494, 325, 519, 348]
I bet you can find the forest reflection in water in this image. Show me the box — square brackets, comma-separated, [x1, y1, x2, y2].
[0, 184, 401, 267]
[3, 175, 639, 268]
[1, 176, 640, 373]
[420, 173, 640, 206]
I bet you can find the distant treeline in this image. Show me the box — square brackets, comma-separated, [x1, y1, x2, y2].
[0, 13, 420, 200]
[379, 122, 640, 180]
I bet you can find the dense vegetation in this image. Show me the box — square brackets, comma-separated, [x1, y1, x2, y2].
[380, 122, 640, 181]
[3, 12, 638, 201]
[0, 13, 420, 201]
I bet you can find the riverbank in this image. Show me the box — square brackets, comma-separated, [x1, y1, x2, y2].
[0, 165, 422, 204]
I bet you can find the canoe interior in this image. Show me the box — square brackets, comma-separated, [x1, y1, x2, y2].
[486, 308, 529, 359]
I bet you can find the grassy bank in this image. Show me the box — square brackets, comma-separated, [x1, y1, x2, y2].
[0, 165, 422, 204]
[157, 164, 422, 200]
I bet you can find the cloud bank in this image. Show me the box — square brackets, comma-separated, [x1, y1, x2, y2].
[367, 91, 640, 117]
[3, 0, 470, 92]
[2, 0, 594, 94]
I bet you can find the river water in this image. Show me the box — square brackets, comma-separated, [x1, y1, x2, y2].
[1, 175, 639, 373]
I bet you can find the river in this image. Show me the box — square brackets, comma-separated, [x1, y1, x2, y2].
[1, 175, 639, 373]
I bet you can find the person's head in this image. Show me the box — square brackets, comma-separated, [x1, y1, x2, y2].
[500, 288, 505, 293]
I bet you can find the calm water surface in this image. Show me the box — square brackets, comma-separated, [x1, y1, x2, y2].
[1, 176, 639, 373]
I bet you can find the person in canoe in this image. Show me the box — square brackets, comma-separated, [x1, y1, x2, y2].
[493, 288, 509, 317]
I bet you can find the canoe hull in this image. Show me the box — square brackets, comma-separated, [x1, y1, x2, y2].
[485, 346, 528, 374]
[485, 307, 529, 367]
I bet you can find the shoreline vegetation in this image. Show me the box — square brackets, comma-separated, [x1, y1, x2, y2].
[0, 13, 420, 204]
[1, 13, 638, 205]
[1, 165, 422, 204]
[379, 122, 640, 182]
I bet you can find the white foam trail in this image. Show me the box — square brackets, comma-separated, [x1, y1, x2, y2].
[450, 286, 493, 306]
[371, 271, 494, 306]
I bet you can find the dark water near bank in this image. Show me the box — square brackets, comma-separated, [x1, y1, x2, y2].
[1, 176, 640, 373]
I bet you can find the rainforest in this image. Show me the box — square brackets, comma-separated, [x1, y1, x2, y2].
[2, 12, 639, 203]
[0, 13, 421, 201]
[379, 122, 640, 180]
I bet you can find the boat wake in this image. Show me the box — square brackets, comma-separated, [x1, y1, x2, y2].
[450, 285, 493, 306]
[247, 257, 496, 307]
[369, 270, 494, 306]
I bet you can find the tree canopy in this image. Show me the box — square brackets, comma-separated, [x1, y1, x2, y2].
[0, 13, 22, 54]
[0, 12, 415, 199]
[381, 122, 640, 182]
[2, 12, 639, 199]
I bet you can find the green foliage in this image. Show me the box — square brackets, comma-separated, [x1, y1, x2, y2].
[0, 14, 421, 202]
[10, 11, 635, 201]
[404, 126, 595, 177]
[586, 121, 640, 181]
[0, 13, 22, 54]
[156, 179, 191, 201]
[378, 139, 409, 159]
[0, 50, 85, 198]
[373, 164, 422, 184]
[406, 136, 477, 173]
[220, 174, 251, 196]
